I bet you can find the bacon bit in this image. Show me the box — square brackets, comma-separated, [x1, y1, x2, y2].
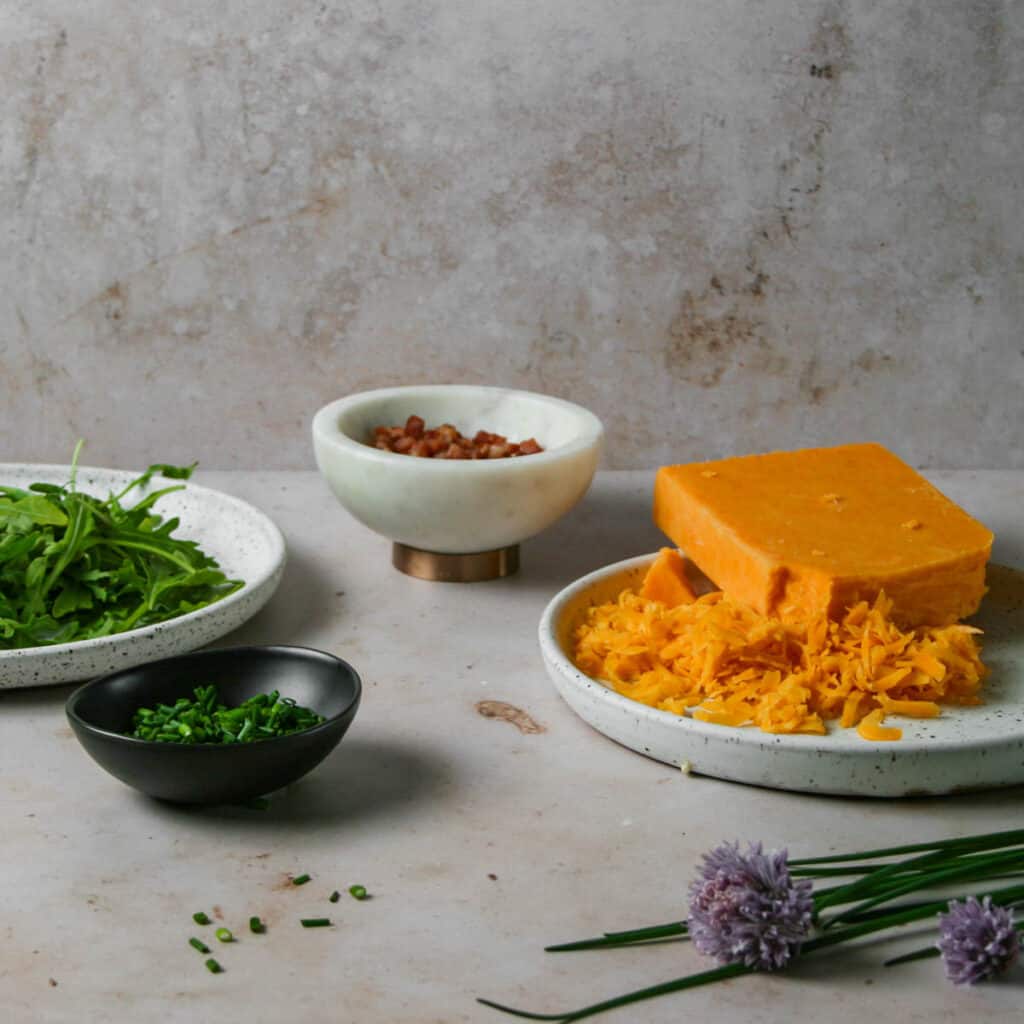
[573, 588, 986, 742]
[370, 416, 545, 459]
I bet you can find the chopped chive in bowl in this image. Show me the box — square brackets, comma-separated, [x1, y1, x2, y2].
[126, 685, 325, 745]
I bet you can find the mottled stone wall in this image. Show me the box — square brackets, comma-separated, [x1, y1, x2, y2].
[2, 1, 1021, 469]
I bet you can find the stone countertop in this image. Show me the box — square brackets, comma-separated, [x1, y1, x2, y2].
[3, 469, 1022, 1024]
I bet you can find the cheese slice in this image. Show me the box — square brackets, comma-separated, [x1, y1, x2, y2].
[653, 443, 993, 626]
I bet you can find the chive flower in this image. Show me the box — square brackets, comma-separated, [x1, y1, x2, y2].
[937, 897, 1019, 985]
[687, 841, 814, 970]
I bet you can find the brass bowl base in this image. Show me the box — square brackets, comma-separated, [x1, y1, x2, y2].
[392, 542, 520, 582]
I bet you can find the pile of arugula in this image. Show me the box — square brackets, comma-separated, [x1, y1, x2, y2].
[0, 447, 243, 649]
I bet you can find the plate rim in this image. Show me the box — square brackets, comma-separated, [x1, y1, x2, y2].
[539, 551, 1022, 758]
[0, 463, 286, 667]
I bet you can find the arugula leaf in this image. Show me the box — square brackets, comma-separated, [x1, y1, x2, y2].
[52, 581, 94, 618]
[0, 453, 244, 650]
[0, 496, 69, 527]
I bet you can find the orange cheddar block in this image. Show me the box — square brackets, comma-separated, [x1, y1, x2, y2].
[640, 548, 697, 608]
[653, 443, 993, 627]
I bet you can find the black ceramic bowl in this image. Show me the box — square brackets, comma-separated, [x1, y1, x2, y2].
[66, 645, 361, 804]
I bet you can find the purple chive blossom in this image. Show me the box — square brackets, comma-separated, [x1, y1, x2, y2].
[687, 841, 814, 971]
[937, 897, 1019, 985]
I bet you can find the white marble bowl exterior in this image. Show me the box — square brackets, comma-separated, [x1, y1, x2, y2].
[312, 385, 604, 554]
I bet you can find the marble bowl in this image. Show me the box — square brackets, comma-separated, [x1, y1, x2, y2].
[312, 385, 603, 577]
[66, 645, 361, 804]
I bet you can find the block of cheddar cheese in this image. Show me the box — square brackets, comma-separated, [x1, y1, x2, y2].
[652, 443, 993, 626]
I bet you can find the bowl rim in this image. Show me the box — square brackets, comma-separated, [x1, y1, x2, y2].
[311, 384, 604, 470]
[65, 643, 361, 752]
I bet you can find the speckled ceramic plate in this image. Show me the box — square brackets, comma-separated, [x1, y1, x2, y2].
[0, 465, 285, 689]
[539, 553, 1024, 798]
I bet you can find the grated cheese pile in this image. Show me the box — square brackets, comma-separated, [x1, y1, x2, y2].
[573, 589, 987, 741]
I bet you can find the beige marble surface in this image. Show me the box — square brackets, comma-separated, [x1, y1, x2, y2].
[2, 3, 1022, 471]
[2, 469, 1022, 1023]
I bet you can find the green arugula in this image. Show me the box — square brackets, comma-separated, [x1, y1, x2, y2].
[0, 448, 243, 649]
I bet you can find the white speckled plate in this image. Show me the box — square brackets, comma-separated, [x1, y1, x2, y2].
[539, 553, 1024, 798]
[0, 465, 285, 688]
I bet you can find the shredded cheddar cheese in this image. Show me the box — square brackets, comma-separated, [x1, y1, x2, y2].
[572, 589, 986, 741]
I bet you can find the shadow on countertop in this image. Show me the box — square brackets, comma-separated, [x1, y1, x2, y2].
[518, 479, 665, 591]
[0, 681, 78, 709]
[136, 735, 456, 830]
[223, 544, 343, 644]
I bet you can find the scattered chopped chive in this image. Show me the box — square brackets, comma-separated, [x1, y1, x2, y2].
[204, 958, 223, 974]
[292, 873, 311, 886]
[192, 911, 211, 926]
[329, 891, 341, 903]
[249, 916, 265, 934]
[301, 918, 332, 928]
[215, 927, 234, 943]
[349, 884, 368, 901]
[189, 937, 210, 954]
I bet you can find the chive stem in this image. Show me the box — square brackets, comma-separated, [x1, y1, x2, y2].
[249, 916, 265, 934]
[204, 958, 223, 974]
[822, 849, 1024, 927]
[192, 911, 211, 926]
[480, 882, 1024, 1022]
[883, 946, 941, 967]
[189, 937, 210, 954]
[814, 842, 1020, 914]
[884, 918, 1024, 968]
[790, 829, 1024, 867]
[349, 884, 368, 901]
[215, 927, 234, 943]
[479, 963, 750, 1022]
[292, 873, 311, 886]
[329, 891, 341, 903]
[546, 922, 687, 952]
[301, 918, 332, 928]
